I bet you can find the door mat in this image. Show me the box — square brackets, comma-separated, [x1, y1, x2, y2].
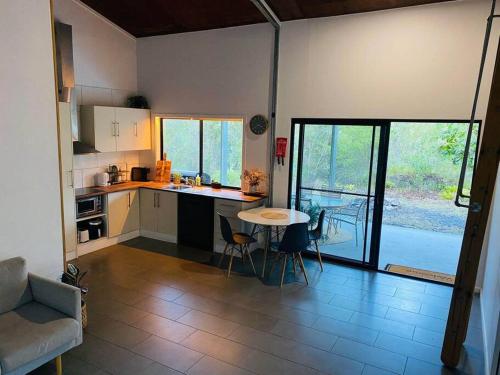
[385, 264, 455, 285]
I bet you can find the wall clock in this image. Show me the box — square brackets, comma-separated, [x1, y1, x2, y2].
[249, 114, 269, 135]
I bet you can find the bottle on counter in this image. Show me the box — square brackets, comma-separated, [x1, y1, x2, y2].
[195, 174, 201, 187]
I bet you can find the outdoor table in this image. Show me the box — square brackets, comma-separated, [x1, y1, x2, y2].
[238, 207, 310, 278]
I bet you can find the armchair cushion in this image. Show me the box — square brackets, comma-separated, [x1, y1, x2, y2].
[0, 257, 32, 315]
[29, 273, 81, 322]
[0, 302, 80, 373]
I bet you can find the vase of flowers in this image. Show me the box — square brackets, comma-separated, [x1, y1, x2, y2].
[243, 169, 266, 196]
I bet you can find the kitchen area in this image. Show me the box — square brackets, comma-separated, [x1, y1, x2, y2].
[56, 21, 266, 262]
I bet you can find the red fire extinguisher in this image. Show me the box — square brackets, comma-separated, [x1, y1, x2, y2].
[276, 137, 287, 165]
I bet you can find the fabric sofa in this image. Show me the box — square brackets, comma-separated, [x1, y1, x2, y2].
[0, 257, 82, 375]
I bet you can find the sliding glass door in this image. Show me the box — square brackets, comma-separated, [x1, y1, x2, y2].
[289, 120, 388, 266]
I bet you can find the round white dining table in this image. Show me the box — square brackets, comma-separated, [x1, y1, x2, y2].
[238, 207, 310, 277]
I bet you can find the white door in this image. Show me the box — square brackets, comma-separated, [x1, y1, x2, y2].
[157, 191, 177, 239]
[134, 109, 151, 150]
[122, 189, 140, 234]
[115, 107, 137, 151]
[93, 106, 117, 152]
[108, 190, 129, 238]
[140, 189, 157, 232]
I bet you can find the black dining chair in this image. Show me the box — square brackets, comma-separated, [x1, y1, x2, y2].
[309, 209, 325, 271]
[270, 222, 310, 288]
[217, 213, 257, 278]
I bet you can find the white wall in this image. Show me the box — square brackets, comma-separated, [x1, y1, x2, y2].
[481, 167, 500, 374]
[273, 0, 500, 207]
[0, 0, 63, 278]
[137, 24, 274, 176]
[54, 0, 145, 186]
[54, 0, 137, 92]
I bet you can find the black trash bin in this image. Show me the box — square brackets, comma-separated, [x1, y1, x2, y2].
[88, 218, 103, 240]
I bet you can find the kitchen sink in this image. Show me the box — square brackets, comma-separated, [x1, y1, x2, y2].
[165, 184, 192, 191]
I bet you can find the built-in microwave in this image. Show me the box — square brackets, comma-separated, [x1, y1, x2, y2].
[76, 195, 103, 219]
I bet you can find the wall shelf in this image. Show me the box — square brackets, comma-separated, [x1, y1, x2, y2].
[76, 213, 106, 223]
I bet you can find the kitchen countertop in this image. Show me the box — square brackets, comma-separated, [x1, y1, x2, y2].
[76, 181, 266, 203]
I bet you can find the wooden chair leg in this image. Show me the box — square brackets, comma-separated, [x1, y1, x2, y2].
[291, 253, 297, 275]
[314, 240, 323, 271]
[246, 246, 257, 275]
[227, 247, 235, 278]
[56, 355, 62, 375]
[297, 252, 309, 285]
[280, 254, 288, 288]
[218, 243, 228, 267]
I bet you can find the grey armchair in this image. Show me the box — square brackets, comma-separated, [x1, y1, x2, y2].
[0, 257, 82, 375]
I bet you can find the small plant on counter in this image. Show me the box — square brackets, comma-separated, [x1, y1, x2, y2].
[243, 169, 266, 193]
[172, 172, 182, 184]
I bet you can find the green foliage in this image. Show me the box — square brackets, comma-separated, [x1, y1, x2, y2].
[294, 122, 479, 196]
[438, 124, 478, 166]
[300, 202, 321, 228]
[440, 185, 457, 200]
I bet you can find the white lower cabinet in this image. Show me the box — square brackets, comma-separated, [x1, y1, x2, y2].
[140, 189, 177, 241]
[108, 190, 139, 238]
[213, 199, 263, 253]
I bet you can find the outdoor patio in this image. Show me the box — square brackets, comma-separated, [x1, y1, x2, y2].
[317, 222, 462, 276]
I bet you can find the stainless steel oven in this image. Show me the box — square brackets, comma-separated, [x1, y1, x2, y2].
[76, 195, 103, 219]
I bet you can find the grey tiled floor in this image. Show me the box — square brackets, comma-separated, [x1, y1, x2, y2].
[31, 237, 484, 375]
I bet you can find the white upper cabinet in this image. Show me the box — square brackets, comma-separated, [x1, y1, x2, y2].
[93, 106, 117, 152]
[80, 106, 151, 152]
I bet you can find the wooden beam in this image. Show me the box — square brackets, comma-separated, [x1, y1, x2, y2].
[441, 38, 500, 367]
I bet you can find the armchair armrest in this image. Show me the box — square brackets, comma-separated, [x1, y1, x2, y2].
[28, 273, 81, 322]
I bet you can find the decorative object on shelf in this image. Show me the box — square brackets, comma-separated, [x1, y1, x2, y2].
[211, 181, 222, 189]
[249, 114, 269, 135]
[61, 263, 88, 329]
[243, 168, 266, 196]
[126, 95, 149, 109]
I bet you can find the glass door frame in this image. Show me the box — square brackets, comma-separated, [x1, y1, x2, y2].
[288, 118, 391, 269]
[288, 118, 481, 274]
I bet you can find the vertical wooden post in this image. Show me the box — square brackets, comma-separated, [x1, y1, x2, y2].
[441, 38, 500, 366]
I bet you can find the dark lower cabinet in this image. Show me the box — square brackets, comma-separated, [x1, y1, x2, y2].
[178, 194, 214, 251]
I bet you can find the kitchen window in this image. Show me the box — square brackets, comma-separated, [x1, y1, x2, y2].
[161, 117, 243, 188]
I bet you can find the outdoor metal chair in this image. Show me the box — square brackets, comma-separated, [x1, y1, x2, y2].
[330, 199, 368, 246]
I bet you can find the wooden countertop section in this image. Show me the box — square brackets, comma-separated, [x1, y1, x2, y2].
[85, 181, 266, 203]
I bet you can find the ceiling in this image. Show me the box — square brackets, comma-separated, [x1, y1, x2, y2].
[81, 0, 455, 37]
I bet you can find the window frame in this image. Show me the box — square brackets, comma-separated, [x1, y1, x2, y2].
[160, 116, 244, 189]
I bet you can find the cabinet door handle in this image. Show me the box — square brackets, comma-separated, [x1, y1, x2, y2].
[128, 192, 131, 208]
[157, 192, 160, 208]
[154, 192, 157, 208]
[134, 122, 138, 136]
[117, 122, 120, 137]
